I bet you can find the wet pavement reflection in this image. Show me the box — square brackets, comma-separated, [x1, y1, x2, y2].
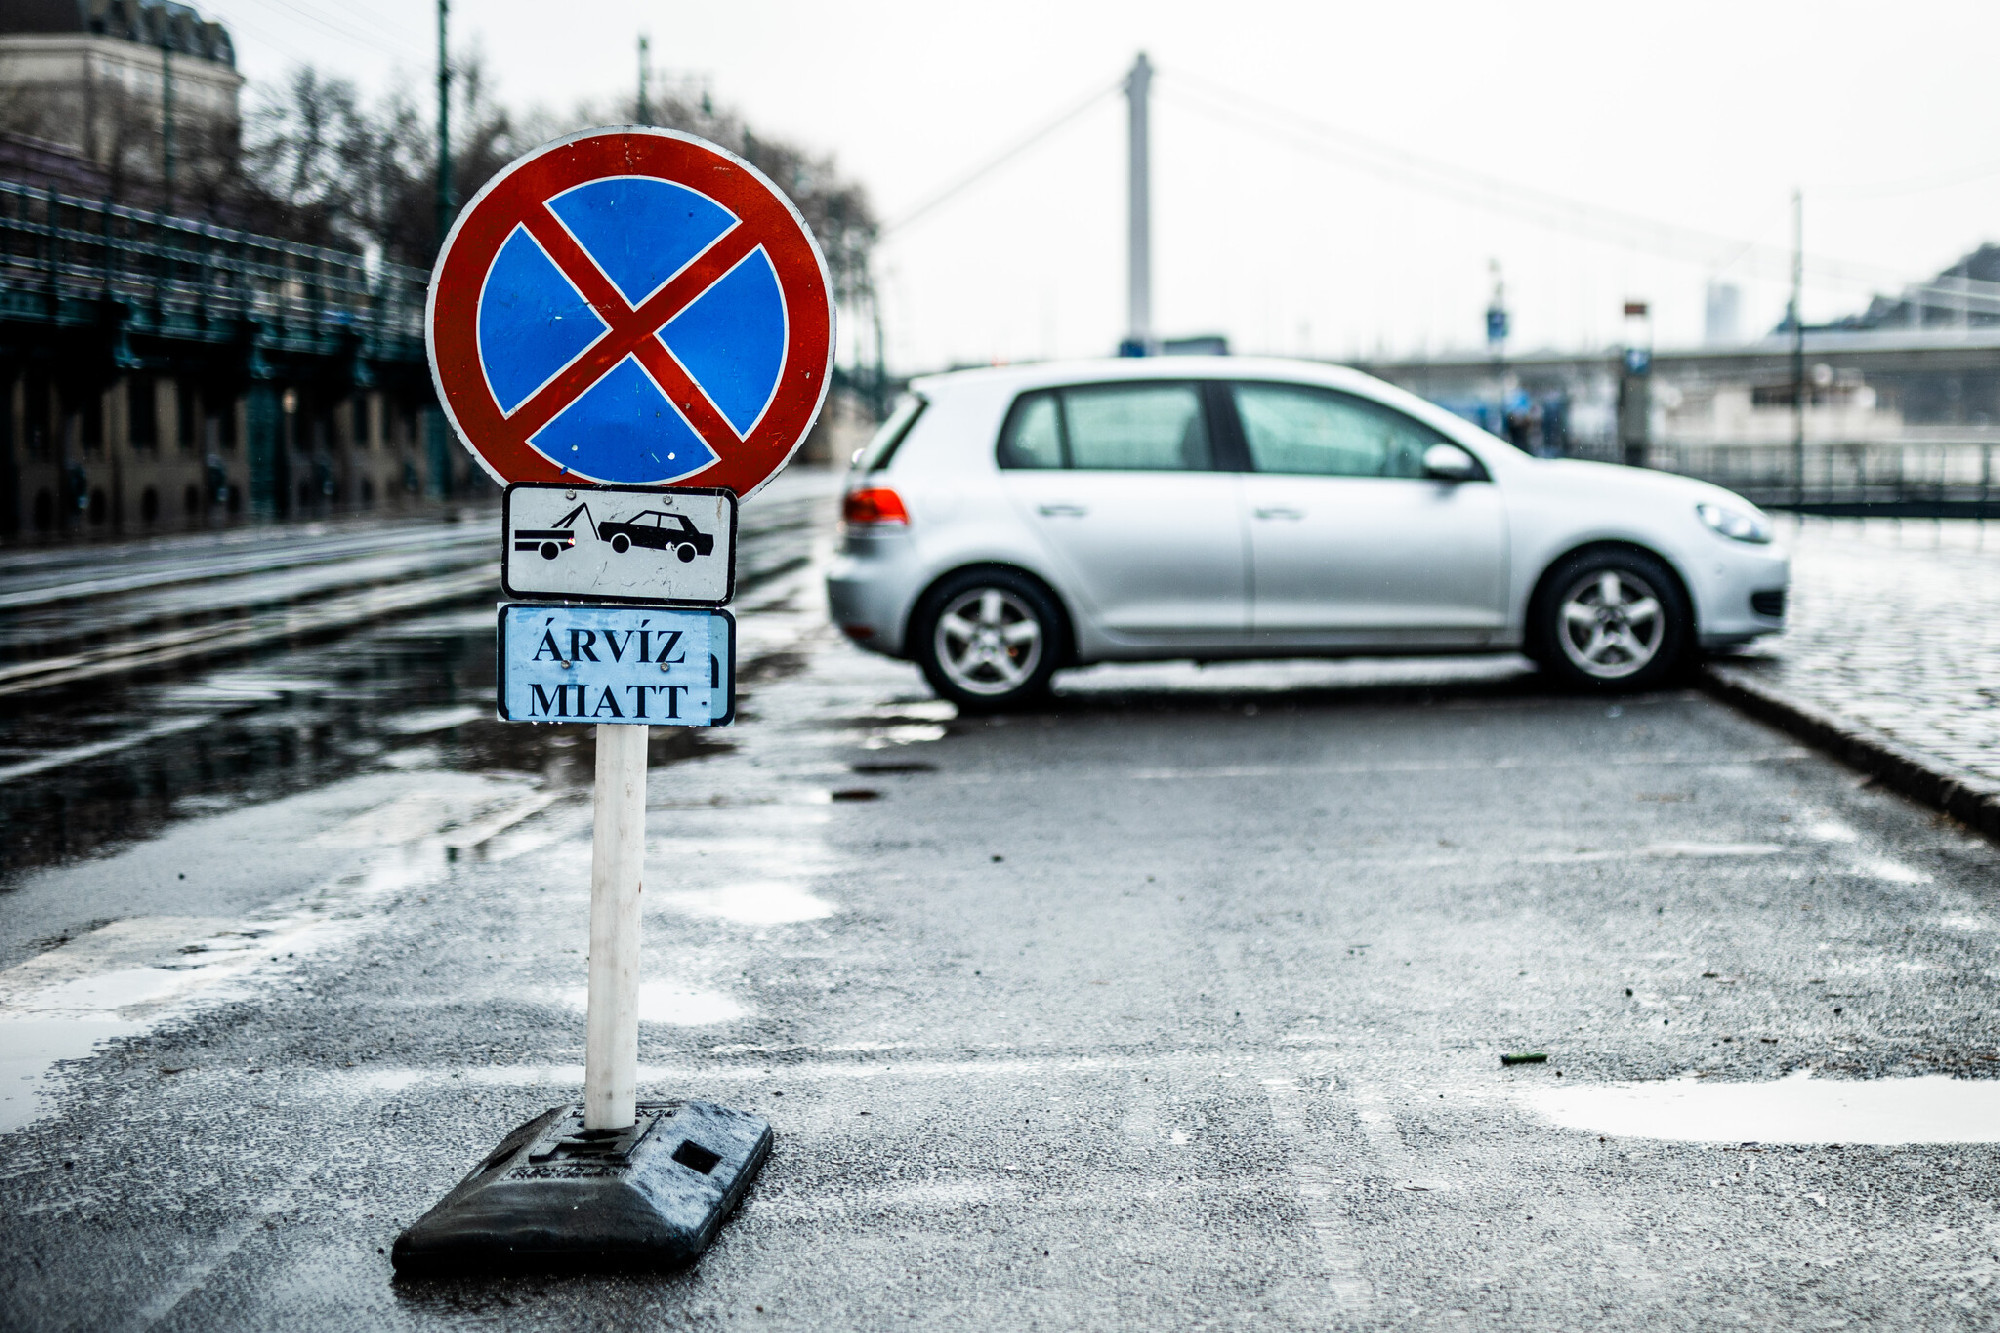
[0, 474, 833, 887]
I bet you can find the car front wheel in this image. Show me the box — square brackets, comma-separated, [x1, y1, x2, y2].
[1531, 549, 1690, 692]
[912, 570, 1063, 711]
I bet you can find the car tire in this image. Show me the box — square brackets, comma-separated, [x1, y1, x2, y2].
[610, 533, 630, 554]
[675, 544, 697, 563]
[539, 541, 561, 560]
[912, 568, 1065, 712]
[1530, 548, 1691, 693]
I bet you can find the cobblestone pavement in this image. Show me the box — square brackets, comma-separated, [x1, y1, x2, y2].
[1715, 515, 2000, 785]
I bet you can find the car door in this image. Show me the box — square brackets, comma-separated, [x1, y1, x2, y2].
[1231, 380, 1507, 639]
[997, 380, 1247, 641]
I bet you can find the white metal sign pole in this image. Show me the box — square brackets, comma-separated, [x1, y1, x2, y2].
[584, 721, 648, 1130]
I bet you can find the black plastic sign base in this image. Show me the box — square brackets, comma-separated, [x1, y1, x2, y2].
[391, 1100, 772, 1275]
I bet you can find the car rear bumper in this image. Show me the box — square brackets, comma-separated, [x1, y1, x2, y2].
[826, 529, 925, 658]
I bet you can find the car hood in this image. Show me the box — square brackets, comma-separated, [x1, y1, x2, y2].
[1518, 457, 1765, 514]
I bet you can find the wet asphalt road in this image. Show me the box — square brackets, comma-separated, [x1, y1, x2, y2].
[4, 485, 2000, 1330]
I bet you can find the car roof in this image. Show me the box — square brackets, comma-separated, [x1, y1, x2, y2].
[902, 354, 1525, 469]
[906, 355, 1403, 400]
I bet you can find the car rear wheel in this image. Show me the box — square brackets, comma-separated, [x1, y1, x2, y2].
[913, 569, 1063, 711]
[1531, 549, 1690, 692]
[675, 543, 697, 563]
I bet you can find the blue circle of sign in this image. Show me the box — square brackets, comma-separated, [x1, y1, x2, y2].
[473, 176, 789, 485]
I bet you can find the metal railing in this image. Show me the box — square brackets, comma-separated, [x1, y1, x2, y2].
[0, 181, 428, 352]
[1564, 438, 2000, 514]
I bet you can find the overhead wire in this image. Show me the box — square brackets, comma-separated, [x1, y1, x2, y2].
[880, 79, 1119, 237]
[1811, 156, 2000, 201]
[236, 0, 412, 59]
[201, 5, 329, 71]
[1163, 70, 1928, 295]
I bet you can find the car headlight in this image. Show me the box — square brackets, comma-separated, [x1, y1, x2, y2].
[1696, 502, 1772, 544]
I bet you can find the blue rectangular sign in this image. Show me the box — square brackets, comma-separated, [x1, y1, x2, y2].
[497, 604, 734, 727]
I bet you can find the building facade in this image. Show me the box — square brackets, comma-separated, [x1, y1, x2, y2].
[0, 3, 491, 542]
[0, 0, 242, 207]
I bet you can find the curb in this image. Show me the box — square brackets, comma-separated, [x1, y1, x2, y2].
[1697, 664, 2000, 844]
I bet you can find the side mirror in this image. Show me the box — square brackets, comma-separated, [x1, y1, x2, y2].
[1422, 442, 1482, 483]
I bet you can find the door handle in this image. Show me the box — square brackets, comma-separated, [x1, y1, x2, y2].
[1253, 507, 1304, 520]
[1038, 503, 1089, 517]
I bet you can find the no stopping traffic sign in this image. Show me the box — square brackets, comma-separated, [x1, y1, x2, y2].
[428, 127, 835, 497]
[399, 124, 798, 1276]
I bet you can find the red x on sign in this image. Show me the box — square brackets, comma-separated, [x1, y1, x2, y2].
[428, 128, 835, 497]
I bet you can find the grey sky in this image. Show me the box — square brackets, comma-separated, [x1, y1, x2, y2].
[202, 0, 2000, 371]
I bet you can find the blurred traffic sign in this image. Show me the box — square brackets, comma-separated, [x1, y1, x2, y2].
[497, 604, 735, 726]
[429, 127, 834, 498]
[503, 482, 737, 606]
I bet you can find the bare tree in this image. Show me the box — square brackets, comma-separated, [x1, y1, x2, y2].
[237, 55, 877, 294]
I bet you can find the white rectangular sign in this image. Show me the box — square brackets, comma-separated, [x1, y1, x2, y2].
[497, 605, 735, 727]
[502, 483, 737, 607]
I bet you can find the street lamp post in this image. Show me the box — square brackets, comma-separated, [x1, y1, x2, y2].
[1122, 52, 1152, 357]
[435, 0, 454, 251]
[637, 35, 651, 124]
[1790, 188, 1806, 509]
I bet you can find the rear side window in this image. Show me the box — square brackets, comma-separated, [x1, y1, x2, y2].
[998, 382, 1213, 472]
[1234, 382, 1446, 479]
[853, 394, 926, 472]
[998, 392, 1064, 469]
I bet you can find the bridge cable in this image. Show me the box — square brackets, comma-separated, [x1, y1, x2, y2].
[1164, 70, 1937, 295]
[880, 79, 1120, 238]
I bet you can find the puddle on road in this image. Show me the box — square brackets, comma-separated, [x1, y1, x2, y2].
[867, 700, 957, 723]
[0, 608, 728, 887]
[381, 705, 488, 735]
[560, 983, 749, 1026]
[0, 781, 504, 1135]
[659, 881, 836, 926]
[0, 901, 389, 1134]
[0, 489, 830, 886]
[858, 724, 949, 750]
[1053, 654, 1535, 699]
[1524, 1069, 2000, 1144]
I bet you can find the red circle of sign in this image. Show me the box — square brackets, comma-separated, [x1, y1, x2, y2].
[428, 127, 834, 497]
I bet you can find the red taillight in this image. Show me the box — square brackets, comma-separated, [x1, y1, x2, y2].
[843, 487, 909, 525]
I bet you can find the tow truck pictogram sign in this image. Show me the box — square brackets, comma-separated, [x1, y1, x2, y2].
[501, 482, 737, 606]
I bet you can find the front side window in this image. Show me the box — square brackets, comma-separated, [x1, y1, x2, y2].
[998, 382, 1212, 472]
[1234, 382, 1446, 479]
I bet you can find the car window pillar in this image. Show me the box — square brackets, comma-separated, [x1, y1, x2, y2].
[1204, 381, 1252, 473]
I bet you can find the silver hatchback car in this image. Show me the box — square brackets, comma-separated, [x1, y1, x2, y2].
[826, 357, 1789, 709]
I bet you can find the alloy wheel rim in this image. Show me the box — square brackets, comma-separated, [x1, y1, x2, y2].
[1557, 569, 1665, 679]
[935, 587, 1043, 696]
